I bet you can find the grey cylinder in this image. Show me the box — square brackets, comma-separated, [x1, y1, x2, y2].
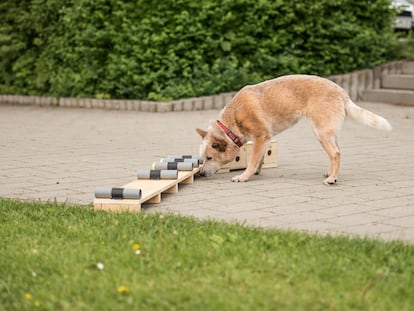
[152, 161, 193, 171]
[95, 187, 141, 200]
[136, 169, 178, 180]
[168, 155, 204, 164]
[163, 157, 199, 167]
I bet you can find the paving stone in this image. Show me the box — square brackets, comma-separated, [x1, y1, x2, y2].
[0, 102, 414, 243]
[382, 215, 414, 227]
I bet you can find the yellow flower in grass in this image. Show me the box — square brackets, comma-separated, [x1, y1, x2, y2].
[117, 286, 129, 294]
[34, 300, 41, 307]
[24, 293, 32, 300]
[132, 243, 140, 251]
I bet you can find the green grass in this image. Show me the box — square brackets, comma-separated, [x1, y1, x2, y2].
[1, 198, 413, 311]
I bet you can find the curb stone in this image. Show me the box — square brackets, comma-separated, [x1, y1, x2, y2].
[0, 61, 405, 112]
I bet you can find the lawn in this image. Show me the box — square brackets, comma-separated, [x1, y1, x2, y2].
[1, 198, 413, 310]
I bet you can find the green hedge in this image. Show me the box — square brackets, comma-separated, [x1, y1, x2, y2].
[0, 0, 399, 100]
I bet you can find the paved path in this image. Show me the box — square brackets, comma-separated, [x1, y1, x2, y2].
[1, 102, 413, 243]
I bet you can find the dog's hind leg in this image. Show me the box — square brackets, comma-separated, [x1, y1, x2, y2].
[313, 129, 341, 185]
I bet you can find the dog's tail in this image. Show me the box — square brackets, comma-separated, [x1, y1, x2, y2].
[345, 99, 392, 131]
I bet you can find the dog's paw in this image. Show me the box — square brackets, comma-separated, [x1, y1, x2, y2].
[231, 174, 249, 182]
[323, 176, 337, 185]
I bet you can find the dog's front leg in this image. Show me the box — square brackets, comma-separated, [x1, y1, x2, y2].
[232, 137, 268, 182]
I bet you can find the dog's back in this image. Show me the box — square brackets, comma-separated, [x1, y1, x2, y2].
[233, 75, 391, 134]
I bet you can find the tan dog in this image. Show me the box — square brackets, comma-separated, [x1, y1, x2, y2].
[196, 75, 391, 185]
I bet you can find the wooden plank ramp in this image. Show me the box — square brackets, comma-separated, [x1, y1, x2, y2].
[93, 168, 200, 213]
[93, 141, 277, 213]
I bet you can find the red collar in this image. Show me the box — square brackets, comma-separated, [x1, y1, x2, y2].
[216, 120, 243, 148]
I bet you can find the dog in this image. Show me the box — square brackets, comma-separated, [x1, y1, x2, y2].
[196, 74, 392, 185]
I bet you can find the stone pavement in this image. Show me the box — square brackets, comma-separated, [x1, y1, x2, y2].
[1, 102, 413, 243]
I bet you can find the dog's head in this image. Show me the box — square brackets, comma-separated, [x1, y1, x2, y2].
[196, 121, 240, 176]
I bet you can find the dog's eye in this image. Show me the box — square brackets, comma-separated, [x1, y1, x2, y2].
[206, 156, 212, 161]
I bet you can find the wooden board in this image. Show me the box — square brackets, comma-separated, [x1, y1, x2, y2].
[93, 168, 200, 213]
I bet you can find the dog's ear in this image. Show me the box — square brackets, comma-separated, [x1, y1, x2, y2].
[196, 128, 207, 139]
[212, 139, 227, 152]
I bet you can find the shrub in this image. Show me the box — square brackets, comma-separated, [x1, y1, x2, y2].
[0, 0, 399, 100]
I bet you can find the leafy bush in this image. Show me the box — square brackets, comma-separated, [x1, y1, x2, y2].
[0, 0, 399, 100]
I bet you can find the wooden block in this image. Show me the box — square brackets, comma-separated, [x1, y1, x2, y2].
[218, 140, 277, 173]
[93, 199, 141, 212]
[218, 166, 230, 173]
[165, 184, 179, 193]
[147, 194, 161, 203]
[246, 141, 278, 169]
[262, 141, 278, 168]
[181, 174, 195, 184]
[218, 144, 247, 173]
[228, 145, 247, 170]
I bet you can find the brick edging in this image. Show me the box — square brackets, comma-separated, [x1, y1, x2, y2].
[0, 60, 405, 112]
